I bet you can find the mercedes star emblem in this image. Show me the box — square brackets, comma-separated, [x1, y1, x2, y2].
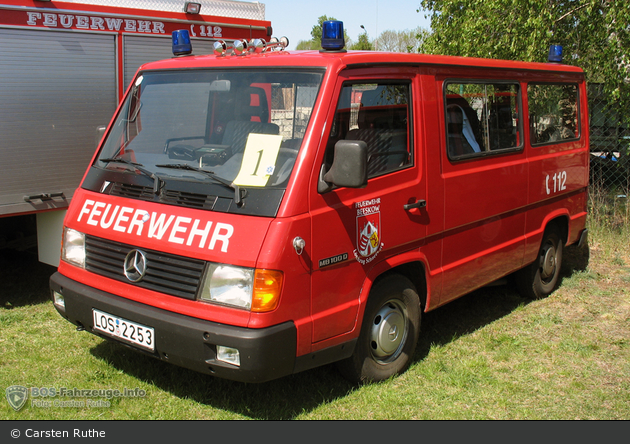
[123, 249, 147, 282]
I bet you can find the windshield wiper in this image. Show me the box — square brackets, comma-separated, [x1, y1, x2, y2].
[100, 158, 163, 195]
[155, 163, 246, 206]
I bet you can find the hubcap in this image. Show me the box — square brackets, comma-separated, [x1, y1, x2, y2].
[370, 300, 408, 362]
[540, 243, 557, 282]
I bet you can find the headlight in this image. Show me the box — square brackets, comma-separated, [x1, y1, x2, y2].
[198, 264, 283, 312]
[61, 227, 85, 268]
[199, 264, 254, 309]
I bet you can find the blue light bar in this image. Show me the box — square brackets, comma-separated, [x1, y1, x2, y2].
[321, 20, 345, 51]
[548, 44, 563, 63]
[172, 30, 192, 56]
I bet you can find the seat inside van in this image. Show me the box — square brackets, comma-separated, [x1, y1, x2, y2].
[446, 95, 483, 157]
[344, 87, 409, 176]
[221, 86, 279, 154]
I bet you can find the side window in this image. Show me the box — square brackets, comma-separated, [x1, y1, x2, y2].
[528, 83, 579, 145]
[445, 82, 522, 160]
[325, 81, 412, 178]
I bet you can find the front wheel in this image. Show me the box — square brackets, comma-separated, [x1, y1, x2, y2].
[336, 274, 421, 383]
[515, 225, 564, 299]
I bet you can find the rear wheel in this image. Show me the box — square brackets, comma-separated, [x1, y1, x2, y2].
[515, 225, 563, 299]
[336, 274, 421, 383]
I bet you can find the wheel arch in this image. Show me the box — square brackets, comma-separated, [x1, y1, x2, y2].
[378, 262, 427, 312]
[544, 213, 569, 245]
[362, 253, 429, 315]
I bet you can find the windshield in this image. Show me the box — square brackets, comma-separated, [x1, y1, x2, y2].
[91, 69, 322, 216]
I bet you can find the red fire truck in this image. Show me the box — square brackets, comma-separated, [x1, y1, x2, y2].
[50, 22, 589, 383]
[0, 0, 270, 265]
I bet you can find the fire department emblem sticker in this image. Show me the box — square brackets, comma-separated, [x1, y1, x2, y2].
[354, 198, 383, 265]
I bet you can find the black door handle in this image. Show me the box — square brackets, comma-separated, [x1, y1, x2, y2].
[403, 199, 426, 211]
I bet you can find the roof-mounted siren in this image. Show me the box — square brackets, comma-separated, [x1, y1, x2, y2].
[213, 36, 289, 56]
[548, 44, 563, 63]
[172, 29, 192, 56]
[321, 20, 345, 52]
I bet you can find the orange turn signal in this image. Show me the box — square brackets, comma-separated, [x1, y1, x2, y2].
[251, 269, 283, 312]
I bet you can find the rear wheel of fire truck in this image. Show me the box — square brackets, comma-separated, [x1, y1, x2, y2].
[336, 274, 420, 384]
[515, 224, 564, 299]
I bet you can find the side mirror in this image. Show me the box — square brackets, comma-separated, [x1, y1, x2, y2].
[318, 140, 368, 193]
[209, 79, 231, 92]
[95, 125, 107, 148]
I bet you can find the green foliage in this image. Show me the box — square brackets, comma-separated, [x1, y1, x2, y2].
[378, 28, 430, 52]
[419, 0, 630, 112]
[350, 31, 373, 51]
[295, 40, 320, 50]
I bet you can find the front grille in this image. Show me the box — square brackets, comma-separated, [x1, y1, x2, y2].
[85, 235, 206, 300]
[107, 183, 218, 211]
[162, 189, 218, 210]
[110, 183, 154, 200]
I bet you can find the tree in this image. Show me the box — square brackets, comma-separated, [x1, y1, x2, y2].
[350, 27, 374, 50]
[295, 39, 320, 50]
[378, 28, 430, 53]
[419, 0, 630, 110]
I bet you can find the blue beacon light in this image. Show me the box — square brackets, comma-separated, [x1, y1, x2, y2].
[321, 20, 345, 52]
[548, 44, 563, 63]
[172, 30, 193, 56]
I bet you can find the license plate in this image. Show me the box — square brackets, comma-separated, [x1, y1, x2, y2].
[92, 309, 155, 352]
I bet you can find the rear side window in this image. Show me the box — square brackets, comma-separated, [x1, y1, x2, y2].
[528, 83, 579, 145]
[445, 82, 522, 160]
[325, 81, 412, 178]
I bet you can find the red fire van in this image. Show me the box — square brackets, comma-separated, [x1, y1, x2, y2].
[50, 23, 589, 383]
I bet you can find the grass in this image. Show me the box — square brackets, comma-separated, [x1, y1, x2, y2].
[1, 200, 629, 420]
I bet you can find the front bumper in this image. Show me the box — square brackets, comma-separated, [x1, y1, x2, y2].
[50, 272, 297, 383]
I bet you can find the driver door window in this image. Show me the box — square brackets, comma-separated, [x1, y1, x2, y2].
[324, 81, 412, 178]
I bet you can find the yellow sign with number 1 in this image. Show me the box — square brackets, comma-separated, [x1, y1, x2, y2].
[233, 133, 283, 187]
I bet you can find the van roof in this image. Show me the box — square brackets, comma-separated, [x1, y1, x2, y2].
[141, 49, 585, 75]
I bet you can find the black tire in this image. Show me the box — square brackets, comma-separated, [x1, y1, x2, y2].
[336, 274, 421, 383]
[515, 225, 564, 299]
